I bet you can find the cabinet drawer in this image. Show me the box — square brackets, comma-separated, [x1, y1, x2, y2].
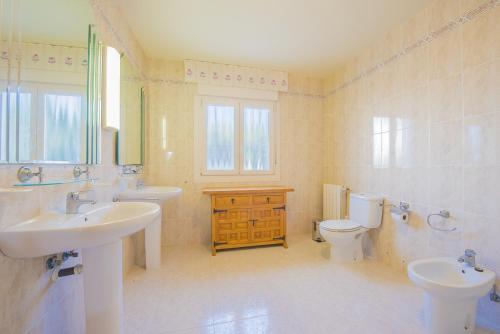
[214, 195, 251, 207]
[252, 194, 284, 205]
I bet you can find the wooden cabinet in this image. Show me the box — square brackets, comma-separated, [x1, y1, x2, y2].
[203, 187, 294, 255]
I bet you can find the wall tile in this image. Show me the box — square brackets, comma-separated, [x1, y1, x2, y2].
[428, 29, 462, 80]
[464, 112, 500, 166]
[462, 7, 499, 69]
[428, 74, 463, 123]
[428, 166, 464, 210]
[464, 166, 500, 217]
[428, 0, 460, 32]
[463, 60, 499, 117]
[429, 120, 463, 166]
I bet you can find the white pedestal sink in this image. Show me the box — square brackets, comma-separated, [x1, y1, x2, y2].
[117, 185, 182, 270]
[0, 202, 160, 334]
[408, 257, 496, 334]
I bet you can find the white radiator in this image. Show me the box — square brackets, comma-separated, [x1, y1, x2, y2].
[323, 184, 348, 220]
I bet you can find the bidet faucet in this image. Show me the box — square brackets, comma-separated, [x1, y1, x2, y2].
[66, 191, 96, 214]
[458, 249, 476, 268]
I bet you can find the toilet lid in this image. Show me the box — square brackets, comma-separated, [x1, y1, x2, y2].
[320, 219, 362, 232]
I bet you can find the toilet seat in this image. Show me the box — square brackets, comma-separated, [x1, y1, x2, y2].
[319, 219, 362, 232]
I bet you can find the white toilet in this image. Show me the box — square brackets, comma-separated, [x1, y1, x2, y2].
[319, 193, 383, 263]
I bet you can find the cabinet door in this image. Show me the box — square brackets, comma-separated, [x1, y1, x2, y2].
[250, 207, 284, 242]
[213, 209, 252, 245]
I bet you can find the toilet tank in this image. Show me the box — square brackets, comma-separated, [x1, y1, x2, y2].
[349, 193, 384, 228]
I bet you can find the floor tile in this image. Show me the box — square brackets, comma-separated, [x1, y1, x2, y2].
[123, 234, 495, 334]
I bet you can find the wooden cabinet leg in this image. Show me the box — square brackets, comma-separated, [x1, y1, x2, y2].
[211, 247, 216, 256]
[283, 239, 288, 249]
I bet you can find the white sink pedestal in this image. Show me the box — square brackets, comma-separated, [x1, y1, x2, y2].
[83, 240, 124, 334]
[145, 216, 161, 269]
[117, 185, 182, 271]
[423, 294, 477, 334]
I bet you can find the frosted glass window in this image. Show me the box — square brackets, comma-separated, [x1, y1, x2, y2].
[18, 92, 32, 162]
[206, 105, 235, 170]
[0, 90, 9, 162]
[243, 107, 270, 171]
[0, 91, 26, 161]
[43, 94, 82, 162]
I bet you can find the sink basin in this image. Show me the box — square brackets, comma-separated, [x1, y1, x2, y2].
[117, 185, 182, 203]
[408, 257, 495, 334]
[0, 202, 160, 258]
[408, 257, 495, 299]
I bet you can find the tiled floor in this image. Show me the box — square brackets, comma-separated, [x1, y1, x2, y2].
[123, 235, 496, 334]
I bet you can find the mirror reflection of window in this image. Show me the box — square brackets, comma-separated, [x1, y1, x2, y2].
[0, 0, 96, 164]
[42, 93, 83, 162]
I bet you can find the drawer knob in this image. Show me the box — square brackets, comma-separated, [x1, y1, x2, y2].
[266, 197, 270, 203]
[231, 198, 235, 204]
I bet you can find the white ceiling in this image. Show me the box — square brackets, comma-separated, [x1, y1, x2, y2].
[117, 0, 431, 77]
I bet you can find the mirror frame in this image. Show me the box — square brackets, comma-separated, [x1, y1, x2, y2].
[115, 57, 145, 167]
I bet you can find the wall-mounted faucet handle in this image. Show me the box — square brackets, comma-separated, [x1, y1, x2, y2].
[73, 166, 90, 178]
[17, 166, 44, 183]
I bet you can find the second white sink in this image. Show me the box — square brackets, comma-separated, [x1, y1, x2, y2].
[117, 185, 182, 203]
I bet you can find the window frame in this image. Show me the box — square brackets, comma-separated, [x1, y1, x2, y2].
[194, 92, 280, 183]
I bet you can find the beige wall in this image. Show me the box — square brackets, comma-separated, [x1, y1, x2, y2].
[144, 60, 325, 246]
[323, 0, 499, 327]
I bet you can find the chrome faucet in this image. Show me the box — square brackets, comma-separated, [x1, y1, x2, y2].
[458, 249, 476, 268]
[66, 191, 96, 214]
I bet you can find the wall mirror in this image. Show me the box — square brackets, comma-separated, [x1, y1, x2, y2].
[0, 0, 102, 164]
[117, 53, 144, 166]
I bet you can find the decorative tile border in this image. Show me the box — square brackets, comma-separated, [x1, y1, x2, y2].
[325, 0, 500, 97]
[184, 60, 289, 92]
[148, 76, 324, 99]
